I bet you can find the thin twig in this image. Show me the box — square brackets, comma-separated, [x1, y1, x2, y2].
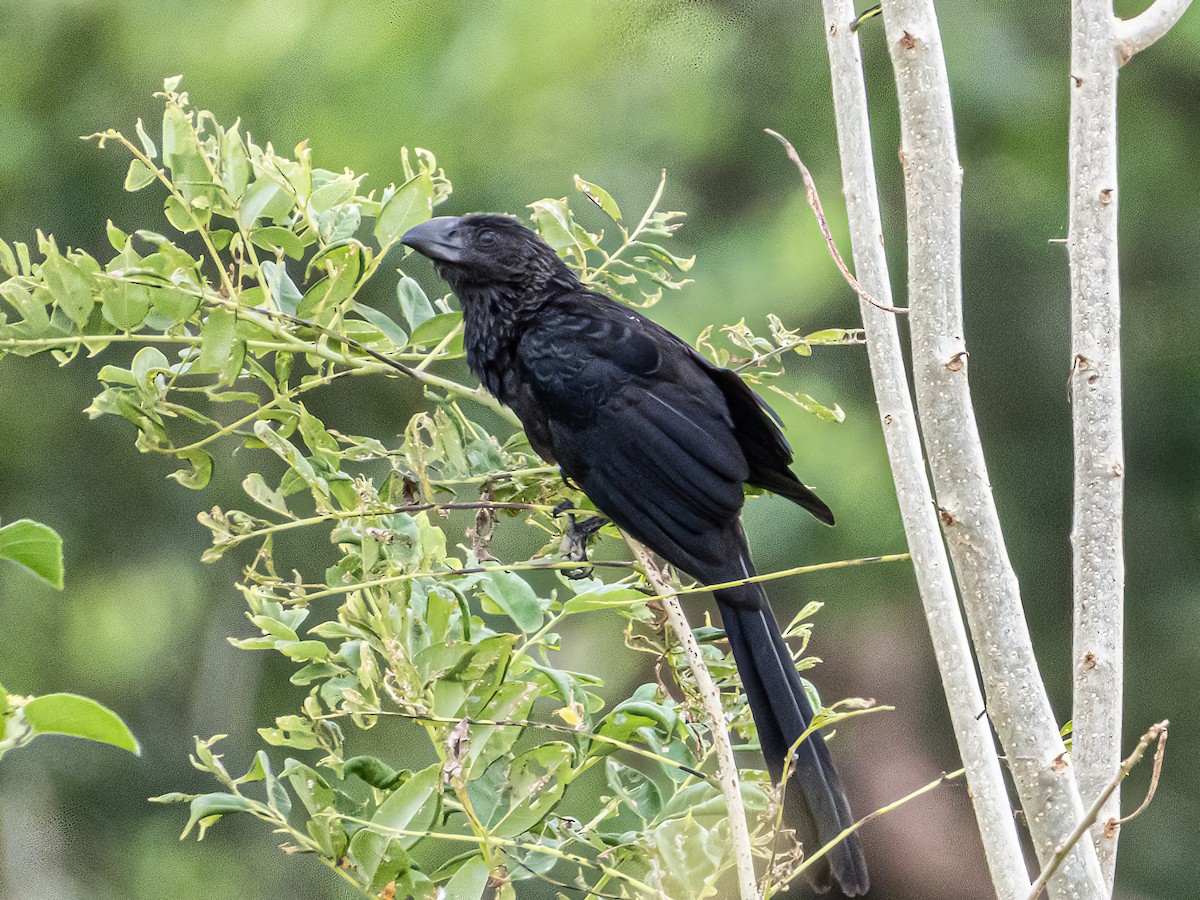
[1106, 724, 1168, 832]
[1026, 721, 1170, 900]
[764, 128, 906, 314]
[627, 538, 760, 900]
[283, 551, 907, 605]
[796, 768, 965, 882]
[334, 812, 660, 898]
[313, 708, 712, 780]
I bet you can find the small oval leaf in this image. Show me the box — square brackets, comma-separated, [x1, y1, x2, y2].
[22, 692, 139, 754]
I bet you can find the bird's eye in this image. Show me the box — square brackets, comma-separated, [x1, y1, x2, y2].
[477, 229, 499, 248]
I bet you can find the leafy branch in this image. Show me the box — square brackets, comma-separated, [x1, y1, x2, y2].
[0, 82, 895, 899]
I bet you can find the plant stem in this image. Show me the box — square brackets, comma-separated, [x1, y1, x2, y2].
[627, 538, 760, 900]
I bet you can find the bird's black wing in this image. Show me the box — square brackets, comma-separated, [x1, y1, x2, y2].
[697, 353, 834, 525]
[513, 296, 752, 581]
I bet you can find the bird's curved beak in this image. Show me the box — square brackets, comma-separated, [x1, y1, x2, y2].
[401, 216, 466, 263]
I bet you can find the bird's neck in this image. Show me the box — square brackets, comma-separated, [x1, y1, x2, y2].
[455, 280, 546, 401]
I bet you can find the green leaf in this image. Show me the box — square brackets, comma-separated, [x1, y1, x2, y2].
[276, 640, 329, 660]
[375, 173, 434, 246]
[606, 758, 662, 821]
[220, 125, 252, 201]
[487, 742, 574, 837]
[373, 763, 441, 844]
[124, 158, 157, 192]
[309, 176, 358, 214]
[574, 175, 622, 221]
[0, 282, 49, 332]
[0, 519, 64, 589]
[0, 238, 18, 276]
[105, 220, 129, 252]
[636, 241, 696, 273]
[22, 693, 139, 754]
[410, 311, 462, 348]
[262, 260, 303, 315]
[353, 302, 408, 347]
[131, 345, 170, 394]
[168, 448, 213, 490]
[804, 328, 852, 345]
[197, 308, 237, 375]
[477, 569, 545, 633]
[237, 178, 289, 229]
[598, 698, 678, 746]
[767, 386, 846, 424]
[562, 580, 645, 614]
[148, 287, 200, 325]
[181, 792, 257, 840]
[527, 198, 578, 252]
[164, 195, 207, 233]
[40, 252, 95, 327]
[251, 226, 306, 260]
[162, 101, 213, 204]
[344, 756, 402, 790]
[647, 813, 725, 897]
[350, 763, 442, 879]
[442, 856, 490, 900]
[300, 242, 364, 316]
[396, 275, 435, 330]
[242, 473, 292, 517]
[100, 280, 152, 330]
[135, 117, 158, 159]
[282, 761, 336, 815]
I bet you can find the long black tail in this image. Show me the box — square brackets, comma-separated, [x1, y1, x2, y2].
[717, 584, 869, 896]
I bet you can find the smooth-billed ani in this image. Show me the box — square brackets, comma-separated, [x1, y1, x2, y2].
[402, 214, 868, 896]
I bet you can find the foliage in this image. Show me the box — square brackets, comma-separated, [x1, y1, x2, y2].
[0, 517, 64, 589]
[0, 518, 140, 761]
[0, 83, 870, 899]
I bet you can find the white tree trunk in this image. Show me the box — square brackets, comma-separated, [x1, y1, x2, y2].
[817, 4, 1030, 896]
[1070, 0, 1191, 889]
[877, 2, 1107, 896]
[1068, 1, 1124, 889]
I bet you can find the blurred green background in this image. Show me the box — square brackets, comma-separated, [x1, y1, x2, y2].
[1, 1, 1197, 898]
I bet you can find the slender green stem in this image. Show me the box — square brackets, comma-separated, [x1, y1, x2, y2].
[511, 609, 569, 662]
[583, 169, 667, 284]
[174, 368, 349, 454]
[314, 708, 710, 778]
[280, 557, 639, 603]
[414, 320, 463, 372]
[219, 500, 558, 550]
[96, 130, 237, 299]
[333, 813, 659, 898]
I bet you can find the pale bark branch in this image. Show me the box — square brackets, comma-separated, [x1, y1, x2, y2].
[1068, 2, 1125, 889]
[1114, 0, 1194, 62]
[627, 539, 760, 900]
[877, 2, 1108, 897]
[782, 6, 1032, 895]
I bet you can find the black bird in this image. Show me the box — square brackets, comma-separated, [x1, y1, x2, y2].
[402, 214, 868, 896]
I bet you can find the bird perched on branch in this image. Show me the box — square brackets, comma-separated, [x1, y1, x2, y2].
[402, 214, 868, 896]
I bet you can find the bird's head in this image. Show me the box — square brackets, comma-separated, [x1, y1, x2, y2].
[401, 214, 575, 295]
